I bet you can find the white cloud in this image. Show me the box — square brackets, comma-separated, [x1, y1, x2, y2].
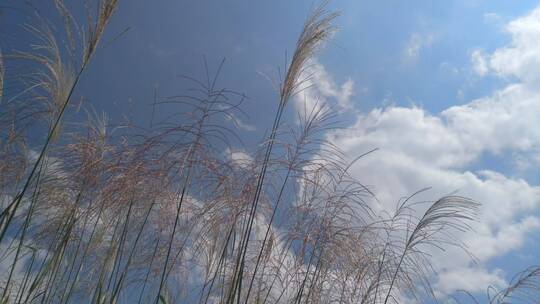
[473, 6, 540, 85]
[466, 216, 540, 261]
[404, 32, 435, 61]
[225, 147, 253, 169]
[471, 49, 488, 76]
[435, 267, 506, 296]
[327, 102, 540, 295]
[294, 60, 355, 113]
[322, 5, 540, 297]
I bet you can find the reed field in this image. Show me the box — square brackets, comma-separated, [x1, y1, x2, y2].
[0, 1, 539, 303]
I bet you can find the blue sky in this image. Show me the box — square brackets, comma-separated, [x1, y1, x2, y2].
[3, 0, 540, 301]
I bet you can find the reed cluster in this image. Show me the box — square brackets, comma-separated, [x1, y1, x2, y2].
[0, 1, 538, 303]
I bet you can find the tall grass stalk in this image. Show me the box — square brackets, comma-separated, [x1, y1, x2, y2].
[0, 0, 119, 244]
[226, 5, 338, 303]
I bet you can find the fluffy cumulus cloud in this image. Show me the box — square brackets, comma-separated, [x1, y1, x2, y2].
[320, 5, 540, 298]
[475, 6, 540, 84]
[294, 60, 355, 113]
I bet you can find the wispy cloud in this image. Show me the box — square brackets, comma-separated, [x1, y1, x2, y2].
[225, 111, 256, 131]
[404, 32, 435, 62]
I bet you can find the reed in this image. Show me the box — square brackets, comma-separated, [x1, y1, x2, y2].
[0, 1, 538, 304]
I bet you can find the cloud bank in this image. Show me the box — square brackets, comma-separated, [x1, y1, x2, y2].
[301, 5, 540, 298]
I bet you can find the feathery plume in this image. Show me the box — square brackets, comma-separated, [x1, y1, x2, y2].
[85, 0, 119, 62]
[281, 2, 338, 104]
